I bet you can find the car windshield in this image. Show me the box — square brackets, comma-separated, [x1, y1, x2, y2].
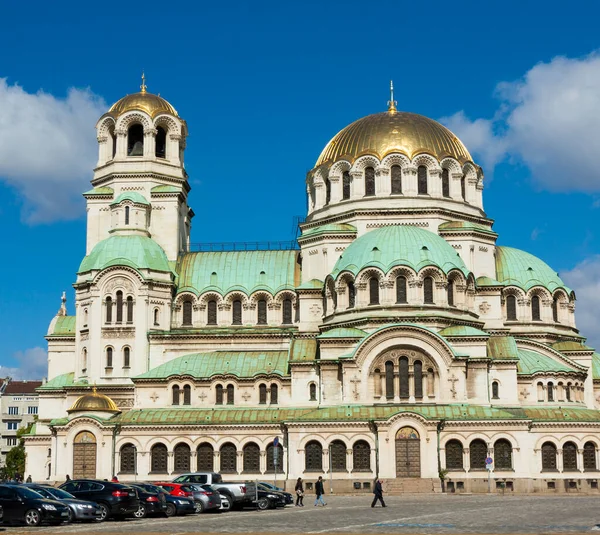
[141, 484, 162, 493]
[181, 485, 196, 493]
[42, 487, 74, 500]
[17, 487, 47, 500]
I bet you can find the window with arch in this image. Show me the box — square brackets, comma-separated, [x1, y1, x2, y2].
[322, 291, 327, 317]
[106, 347, 113, 368]
[270, 384, 278, 405]
[126, 296, 133, 323]
[259, 384, 267, 404]
[127, 124, 144, 156]
[492, 381, 499, 399]
[563, 441, 578, 471]
[414, 360, 423, 399]
[365, 166, 375, 196]
[309, 383, 317, 401]
[257, 299, 267, 325]
[153, 308, 160, 326]
[220, 443, 237, 473]
[396, 275, 407, 303]
[325, 178, 331, 204]
[342, 171, 351, 200]
[172, 385, 180, 406]
[541, 442, 557, 470]
[353, 440, 371, 471]
[506, 294, 517, 321]
[494, 439, 512, 470]
[460, 175, 466, 200]
[125, 206, 130, 225]
[385, 361, 394, 400]
[442, 168, 450, 197]
[584, 442, 597, 471]
[109, 125, 116, 159]
[123, 347, 130, 368]
[470, 439, 487, 469]
[391, 164, 402, 194]
[447, 280, 454, 306]
[174, 443, 191, 473]
[183, 384, 191, 405]
[197, 443, 214, 471]
[423, 277, 434, 304]
[399, 357, 409, 398]
[182, 300, 193, 326]
[305, 440, 323, 471]
[150, 443, 168, 473]
[120, 443, 136, 474]
[82, 348, 87, 372]
[552, 297, 559, 322]
[243, 442, 260, 473]
[348, 281, 356, 308]
[105, 296, 113, 323]
[445, 440, 463, 469]
[207, 300, 217, 325]
[155, 126, 166, 158]
[266, 443, 284, 472]
[417, 165, 428, 194]
[215, 384, 223, 405]
[330, 440, 347, 471]
[282, 298, 293, 324]
[369, 277, 379, 305]
[83, 308, 88, 327]
[547, 382, 554, 402]
[566, 383, 572, 402]
[226, 384, 234, 405]
[531, 295, 541, 321]
[116, 291, 123, 323]
[232, 300, 242, 325]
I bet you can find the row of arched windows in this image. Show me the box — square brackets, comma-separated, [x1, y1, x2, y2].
[182, 298, 294, 327]
[537, 381, 584, 403]
[259, 383, 278, 404]
[506, 294, 563, 323]
[125, 124, 167, 158]
[172, 385, 191, 405]
[445, 439, 512, 470]
[374, 359, 434, 400]
[105, 292, 134, 323]
[304, 440, 371, 471]
[171, 384, 280, 406]
[105, 346, 130, 368]
[541, 441, 597, 471]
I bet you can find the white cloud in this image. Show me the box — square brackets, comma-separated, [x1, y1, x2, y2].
[562, 255, 600, 350]
[0, 79, 106, 223]
[0, 347, 48, 380]
[441, 53, 600, 192]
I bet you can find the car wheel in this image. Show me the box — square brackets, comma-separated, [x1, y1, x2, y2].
[25, 509, 42, 527]
[165, 503, 177, 517]
[220, 495, 231, 509]
[257, 498, 269, 510]
[67, 507, 74, 523]
[97, 503, 110, 522]
[133, 504, 147, 519]
[195, 501, 205, 514]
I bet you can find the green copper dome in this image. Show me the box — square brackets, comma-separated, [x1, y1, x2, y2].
[79, 235, 171, 274]
[111, 191, 150, 206]
[331, 226, 469, 279]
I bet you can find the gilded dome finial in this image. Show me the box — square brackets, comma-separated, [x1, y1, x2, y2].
[140, 71, 147, 94]
[387, 80, 397, 113]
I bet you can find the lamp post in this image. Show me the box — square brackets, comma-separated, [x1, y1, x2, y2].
[436, 419, 446, 493]
[329, 445, 333, 494]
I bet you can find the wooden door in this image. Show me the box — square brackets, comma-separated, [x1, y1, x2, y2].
[395, 427, 421, 478]
[73, 431, 97, 479]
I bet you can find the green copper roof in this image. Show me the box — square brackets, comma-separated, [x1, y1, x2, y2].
[318, 327, 367, 339]
[111, 191, 150, 206]
[83, 186, 113, 196]
[438, 326, 489, 337]
[79, 235, 171, 275]
[289, 338, 317, 362]
[177, 250, 300, 296]
[296, 279, 323, 290]
[476, 276, 502, 287]
[331, 226, 469, 279]
[552, 341, 594, 352]
[517, 348, 578, 375]
[592, 353, 600, 380]
[151, 185, 180, 194]
[50, 316, 76, 336]
[301, 223, 357, 238]
[438, 221, 497, 235]
[487, 336, 519, 360]
[503, 407, 600, 422]
[495, 246, 571, 293]
[37, 372, 75, 390]
[135, 351, 289, 380]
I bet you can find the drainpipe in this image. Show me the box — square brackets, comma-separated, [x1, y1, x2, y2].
[368, 420, 379, 479]
[111, 424, 121, 479]
[49, 425, 57, 482]
[437, 419, 446, 493]
[486, 361, 492, 404]
[279, 422, 289, 490]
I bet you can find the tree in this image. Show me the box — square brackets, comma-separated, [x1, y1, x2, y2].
[4, 422, 34, 481]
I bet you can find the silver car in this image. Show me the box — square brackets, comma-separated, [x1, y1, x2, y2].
[190, 484, 222, 513]
[24, 484, 102, 522]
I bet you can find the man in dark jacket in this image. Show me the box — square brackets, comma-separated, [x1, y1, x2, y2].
[314, 476, 327, 506]
[371, 479, 386, 507]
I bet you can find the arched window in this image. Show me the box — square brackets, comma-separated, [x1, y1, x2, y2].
[183, 385, 191, 405]
[124, 206, 130, 225]
[305, 441, 323, 471]
[417, 165, 428, 194]
[172, 385, 180, 405]
[127, 124, 144, 156]
[365, 167, 375, 196]
[253, 299, 266, 325]
[342, 171, 351, 200]
[330, 440, 347, 471]
[81, 348, 88, 372]
[153, 308, 160, 326]
[423, 277, 434, 304]
[353, 440, 371, 471]
[259, 384, 267, 404]
[563, 441, 578, 471]
[460, 175, 466, 200]
[531, 295, 541, 321]
[584, 442, 597, 471]
[399, 356, 409, 398]
[470, 439, 487, 469]
[83, 308, 88, 327]
[197, 443, 214, 471]
[282, 298, 293, 324]
[226, 384, 234, 405]
[174, 443, 191, 473]
[385, 361, 394, 400]
[325, 178, 331, 205]
[445, 440, 463, 469]
[506, 295, 517, 321]
[547, 382, 554, 402]
[492, 381, 499, 399]
[447, 280, 454, 306]
[266, 443, 284, 472]
[414, 360, 423, 399]
[566, 383, 571, 402]
[126, 296, 133, 323]
[155, 126, 166, 158]
[106, 347, 113, 368]
[369, 277, 379, 305]
[182, 300, 193, 326]
[348, 281, 356, 308]
[220, 443, 237, 473]
[309, 383, 317, 401]
[396, 276, 407, 304]
[123, 347, 130, 368]
[109, 125, 116, 159]
[243, 442, 260, 473]
[105, 296, 112, 323]
[494, 439, 512, 470]
[442, 168, 450, 197]
[215, 384, 223, 405]
[232, 300, 242, 325]
[120, 443, 136, 474]
[151, 443, 168, 473]
[270, 384, 278, 405]
[552, 297, 559, 322]
[541, 442, 557, 470]
[322, 291, 327, 316]
[391, 165, 402, 194]
[207, 300, 217, 325]
[116, 290, 123, 322]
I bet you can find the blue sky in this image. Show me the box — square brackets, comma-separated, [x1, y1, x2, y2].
[1, 0, 599, 378]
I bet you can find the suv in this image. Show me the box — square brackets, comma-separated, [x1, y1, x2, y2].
[60, 479, 139, 521]
[0, 484, 69, 526]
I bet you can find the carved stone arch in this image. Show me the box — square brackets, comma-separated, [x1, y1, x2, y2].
[502, 286, 526, 300]
[335, 271, 355, 292]
[298, 434, 328, 450]
[250, 291, 274, 306]
[224, 291, 249, 306]
[64, 418, 105, 438]
[312, 167, 328, 187]
[552, 288, 569, 303]
[154, 114, 181, 136]
[323, 434, 350, 448]
[97, 116, 116, 139]
[385, 412, 429, 437]
[412, 153, 441, 171]
[380, 152, 411, 170]
[329, 159, 352, 178]
[99, 273, 137, 296]
[439, 157, 462, 174]
[527, 286, 552, 300]
[94, 267, 144, 290]
[174, 292, 198, 307]
[418, 266, 445, 283]
[116, 437, 143, 450]
[116, 111, 153, 131]
[386, 266, 417, 287]
[357, 267, 385, 285]
[464, 431, 492, 444]
[369, 347, 438, 376]
[462, 162, 478, 181]
[351, 155, 381, 173]
[274, 289, 297, 305]
[199, 291, 223, 307]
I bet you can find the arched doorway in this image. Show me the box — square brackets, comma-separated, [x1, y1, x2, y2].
[395, 426, 420, 477]
[73, 431, 97, 479]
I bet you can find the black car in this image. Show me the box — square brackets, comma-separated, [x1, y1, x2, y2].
[258, 483, 293, 505]
[60, 479, 139, 521]
[0, 484, 70, 526]
[133, 483, 195, 517]
[24, 484, 102, 522]
[246, 487, 285, 510]
[129, 485, 167, 518]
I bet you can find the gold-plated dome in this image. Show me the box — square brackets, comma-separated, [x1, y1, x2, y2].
[108, 78, 178, 118]
[316, 110, 472, 167]
[68, 387, 120, 414]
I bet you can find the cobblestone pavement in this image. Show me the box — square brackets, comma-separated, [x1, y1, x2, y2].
[5, 495, 600, 534]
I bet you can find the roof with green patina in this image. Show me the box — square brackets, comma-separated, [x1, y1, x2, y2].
[517, 348, 579, 375]
[592, 353, 600, 380]
[48, 316, 76, 336]
[438, 221, 497, 235]
[330, 226, 469, 279]
[502, 407, 600, 422]
[495, 246, 571, 293]
[476, 276, 503, 287]
[552, 341, 594, 352]
[289, 338, 318, 362]
[487, 336, 519, 360]
[438, 326, 489, 337]
[37, 372, 75, 390]
[83, 186, 114, 196]
[301, 223, 357, 238]
[79, 235, 172, 275]
[296, 279, 323, 290]
[318, 327, 367, 339]
[111, 191, 150, 205]
[176, 250, 300, 296]
[135, 351, 289, 380]
[151, 185, 180, 194]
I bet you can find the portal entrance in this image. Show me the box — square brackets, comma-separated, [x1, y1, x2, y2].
[73, 431, 97, 479]
[395, 426, 421, 477]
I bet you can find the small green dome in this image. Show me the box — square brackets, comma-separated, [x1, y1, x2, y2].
[79, 235, 171, 274]
[495, 246, 571, 293]
[331, 226, 469, 279]
[111, 192, 150, 206]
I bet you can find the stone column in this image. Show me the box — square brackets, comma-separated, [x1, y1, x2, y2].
[351, 171, 363, 199]
[557, 449, 563, 473]
[214, 451, 221, 473]
[429, 169, 442, 197]
[427, 370, 435, 398]
[143, 128, 157, 159]
[450, 172, 463, 200]
[260, 451, 267, 474]
[403, 165, 417, 195]
[346, 449, 353, 473]
[377, 167, 390, 196]
[167, 451, 174, 475]
[577, 449, 584, 472]
[236, 451, 244, 475]
[330, 176, 341, 203]
[314, 182, 325, 210]
[115, 129, 127, 159]
[467, 177, 478, 205]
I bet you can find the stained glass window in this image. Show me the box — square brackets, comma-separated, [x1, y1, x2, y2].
[399, 357, 409, 398]
[492, 381, 499, 399]
[172, 385, 180, 405]
[259, 384, 267, 405]
[282, 299, 293, 324]
[126, 296, 133, 322]
[106, 347, 113, 368]
[270, 384, 278, 405]
[423, 277, 434, 304]
[309, 383, 317, 401]
[396, 276, 407, 304]
[447, 281, 454, 306]
[414, 360, 423, 399]
[369, 278, 379, 305]
[583, 442, 596, 471]
[506, 295, 517, 320]
[266, 443, 283, 472]
[563, 442, 578, 471]
[418, 166, 428, 194]
[207, 300, 217, 325]
[342, 171, 351, 199]
[385, 361, 394, 400]
[105, 297, 112, 323]
[215, 385, 223, 405]
[183, 300, 193, 326]
[123, 347, 130, 368]
[531, 295, 541, 321]
[226, 384, 234, 405]
[232, 300, 242, 325]
[116, 291, 123, 322]
[183, 385, 191, 405]
[257, 299, 267, 325]
[365, 167, 375, 196]
[348, 281, 356, 308]
[442, 168, 450, 197]
[391, 165, 402, 194]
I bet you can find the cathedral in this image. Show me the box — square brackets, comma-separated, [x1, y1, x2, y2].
[24, 80, 600, 494]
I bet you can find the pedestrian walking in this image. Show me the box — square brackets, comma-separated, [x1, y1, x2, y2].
[26, 475, 32, 483]
[295, 477, 304, 506]
[371, 478, 386, 508]
[65, 474, 71, 482]
[314, 476, 326, 506]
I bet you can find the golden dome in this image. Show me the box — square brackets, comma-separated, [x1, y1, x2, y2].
[315, 110, 472, 167]
[68, 388, 120, 414]
[108, 90, 178, 118]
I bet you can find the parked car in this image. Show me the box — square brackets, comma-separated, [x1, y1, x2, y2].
[155, 482, 217, 513]
[0, 484, 70, 526]
[128, 485, 167, 518]
[172, 472, 256, 509]
[132, 483, 195, 517]
[59, 479, 139, 521]
[23, 484, 102, 522]
[196, 484, 227, 513]
[250, 487, 285, 510]
[257, 482, 293, 505]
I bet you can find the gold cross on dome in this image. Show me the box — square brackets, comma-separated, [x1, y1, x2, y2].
[140, 71, 147, 93]
[387, 80, 397, 113]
